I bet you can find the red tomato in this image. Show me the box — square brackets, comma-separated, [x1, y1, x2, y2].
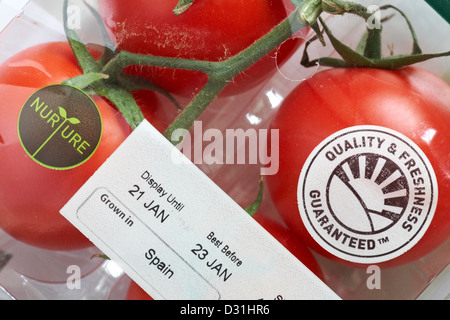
[0, 42, 167, 250]
[126, 281, 153, 300]
[267, 67, 450, 267]
[98, 0, 299, 97]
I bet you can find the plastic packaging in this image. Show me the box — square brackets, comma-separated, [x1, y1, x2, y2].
[0, 0, 448, 300]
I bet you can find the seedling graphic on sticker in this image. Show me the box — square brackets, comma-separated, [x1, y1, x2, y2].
[18, 84, 102, 170]
[32, 107, 81, 159]
[327, 153, 409, 235]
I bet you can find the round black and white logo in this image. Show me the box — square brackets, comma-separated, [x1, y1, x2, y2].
[298, 126, 438, 264]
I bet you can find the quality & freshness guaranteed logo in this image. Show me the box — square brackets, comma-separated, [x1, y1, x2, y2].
[298, 125, 438, 264]
[18, 84, 102, 170]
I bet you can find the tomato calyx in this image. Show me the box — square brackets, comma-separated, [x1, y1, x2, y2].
[245, 177, 265, 218]
[62, 0, 449, 137]
[62, 0, 182, 130]
[91, 254, 110, 260]
[61, 0, 324, 139]
[295, 0, 324, 26]
[99, 10, 309, 143]
[62, 72, 110, 94]
[302, 1, 450, 70]
[173, 0, 196, 16]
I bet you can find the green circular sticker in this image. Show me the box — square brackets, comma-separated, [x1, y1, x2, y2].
[18, 84, 103, 170]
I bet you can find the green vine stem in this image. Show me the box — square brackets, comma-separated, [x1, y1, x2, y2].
[173, 0, 196, 15]
[302, 2, 450, 69]
[245, 177, 265, 217]
[63, 0, 449, 139]
[321, 1, 424, 58]
[97, 0, 321, 142]
[380, 5, 422, 55]
[63, 0, 147, 129]
[63, 0, 100, 74]
[63, 0, 322, 135]
[58, 0, 450, 232]
[164, 0, 323, 142]
[322, 0, 383, 59]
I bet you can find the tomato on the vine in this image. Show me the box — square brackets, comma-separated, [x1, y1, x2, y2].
[98, 0, 300, 97]
[267, 67, 450, 267]
[0, 42, 168, 250]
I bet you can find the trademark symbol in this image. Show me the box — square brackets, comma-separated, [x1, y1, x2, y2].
[378, 236, 390, 244]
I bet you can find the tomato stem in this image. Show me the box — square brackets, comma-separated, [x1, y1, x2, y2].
[173, 0, 196, 15]
[63, 0, 147, 130]
[63, 0, 449, 141]
[245, 177, 265, 217]
[321, 0, 383, 59]
[297, 0, 323, 25]
[91, 254, 110, 260]
[81, 0, 320, 141]
[63, 1, 101, 74]
[302, 3, 450, 70]
[164, 2, 317, 141]
[102, 51, 216, 79]
[62, 72, 109, 90]
[63, 0, 320, 135]
[379, 5, 422, 55]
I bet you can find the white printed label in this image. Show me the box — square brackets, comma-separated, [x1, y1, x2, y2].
[61, 120, 339, 300]
[298, 126, 438, 264]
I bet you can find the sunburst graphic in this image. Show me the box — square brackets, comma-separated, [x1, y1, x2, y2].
[327, 153, 409, 235]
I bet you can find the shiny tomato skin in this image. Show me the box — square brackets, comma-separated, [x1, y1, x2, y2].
[98, 0, 299, 97]
[0, 42, 165, 250]
[267, 67, 450, 267]
[126, 281, 153, 300]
